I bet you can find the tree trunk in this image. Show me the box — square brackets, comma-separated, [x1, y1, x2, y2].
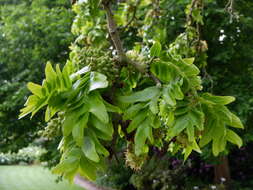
[214, 156, 231, 187]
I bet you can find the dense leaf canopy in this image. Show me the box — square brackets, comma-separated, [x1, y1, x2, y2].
[1, 0, 253, 189]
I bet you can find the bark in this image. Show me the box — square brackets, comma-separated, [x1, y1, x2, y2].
[101, 0, 161, 86]
[214, 156, 231, 187]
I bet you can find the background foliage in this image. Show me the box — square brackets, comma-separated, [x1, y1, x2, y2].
[0, 0, 253, 189]
[0, 0, 74, 151]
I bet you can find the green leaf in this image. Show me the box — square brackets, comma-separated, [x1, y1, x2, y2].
[62, 112, 77, 137]
[19, 95, 39, 119]
[124, 103, 146, 120]
[174, 107, 189, 116]
[55, 64, 65, 90]
[73, 75, 89, 90]
[215, 105, 232, 124]
[89, 72, 108, 92]
[45, 62, 57, 82]
[183, 57, 195, 65]
[150, 41, 162, 57]
[79, 156, 97, 181]
[186, 124, 195, 142]
[219, 136, 227, 151]
[212, 137, 221, 156]
[199, 119, 216, 147]
[88, 92, 109, 123]
[192, 140, 202, 153]
[63, 107, 89, 137]
[62, 62, 72, 88]
[229, 113, 244, 129]
[45, 106, 59, 122]
[211, 123, 227, 156]
[90, 114, 113, 137]
[63, 60, 74, 75]
[192, 9, 204, 24]
[134, 118, 152, 156]
[118, 86, 160, 103]
[72, 113, 89, 146]
[171, 115, 190, 136]
[48, 94, 66, 110]
[103, 100, 122, 113]
[226, 129, 243, 147]
[175, 59, 200, 77]
[52, 157, 79, 174]
[63, 147, 83, 159]
[27, 82, 43, 98]
[127, 109, 148, 133]
[146, 121, 154, 143]
[165, 111, 174, 126]
[149, 95, 159, 114]
[70, 66, 90, 80]
[201, 93, 235, 105]
[188, 109, 204, 130]
[64, 167, 79, 183]
[151, 115, 161, 129]
[31, 98, 48, 118]
[184, 64, 200, 76]
[163, 86, 176, 106]
[53, 150, 80, 183]
[172, 84, 184, 100]
[91, 127, 112, 141]
[89, 0, 101, 15]
[89, 130, 110, 157]
[212, 121, 226, 139]
[82, 136, 100, 162]
[66, 91, 88, 110]
[150, 61, 174, 83]
[184, 146, 192, 161]
[188, 76, 202, 90]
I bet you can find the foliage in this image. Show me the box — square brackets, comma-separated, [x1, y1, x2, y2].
[19, 61, 119, 180]
[96, 159, 134, 190]
[0, 0, 74, 151]
[19, 0, 245, 184]
[0, 146, 46, 165]
[39, 139, 62, 169]
[95, 154, 225, 190]
[202, 0, 253, 146]
[129, 156, 188, 190]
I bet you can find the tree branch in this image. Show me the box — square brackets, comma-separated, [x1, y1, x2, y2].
[102, 0, 126, 63]
[121, 0, 141, 30]
[102, 0, 161, 86]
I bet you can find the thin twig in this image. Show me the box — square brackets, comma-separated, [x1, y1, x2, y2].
[225, 0, 235, 23]
[121, 0, 141, 30]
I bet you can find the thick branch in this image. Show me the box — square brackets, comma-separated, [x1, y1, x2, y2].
[102, 0, 161, 86]
[102, 1, 126, 62]
[74, 175, 116, 190]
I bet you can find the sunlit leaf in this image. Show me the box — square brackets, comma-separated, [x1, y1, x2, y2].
[150, 41, 161, 57]
[118, 86, 160, 103]
[226, 129, 243, 147]
[89, 72, 108, 92]
[82, 136, 100, 162]
[27, 82, 43, 98]
[88, 92, 109, 123]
